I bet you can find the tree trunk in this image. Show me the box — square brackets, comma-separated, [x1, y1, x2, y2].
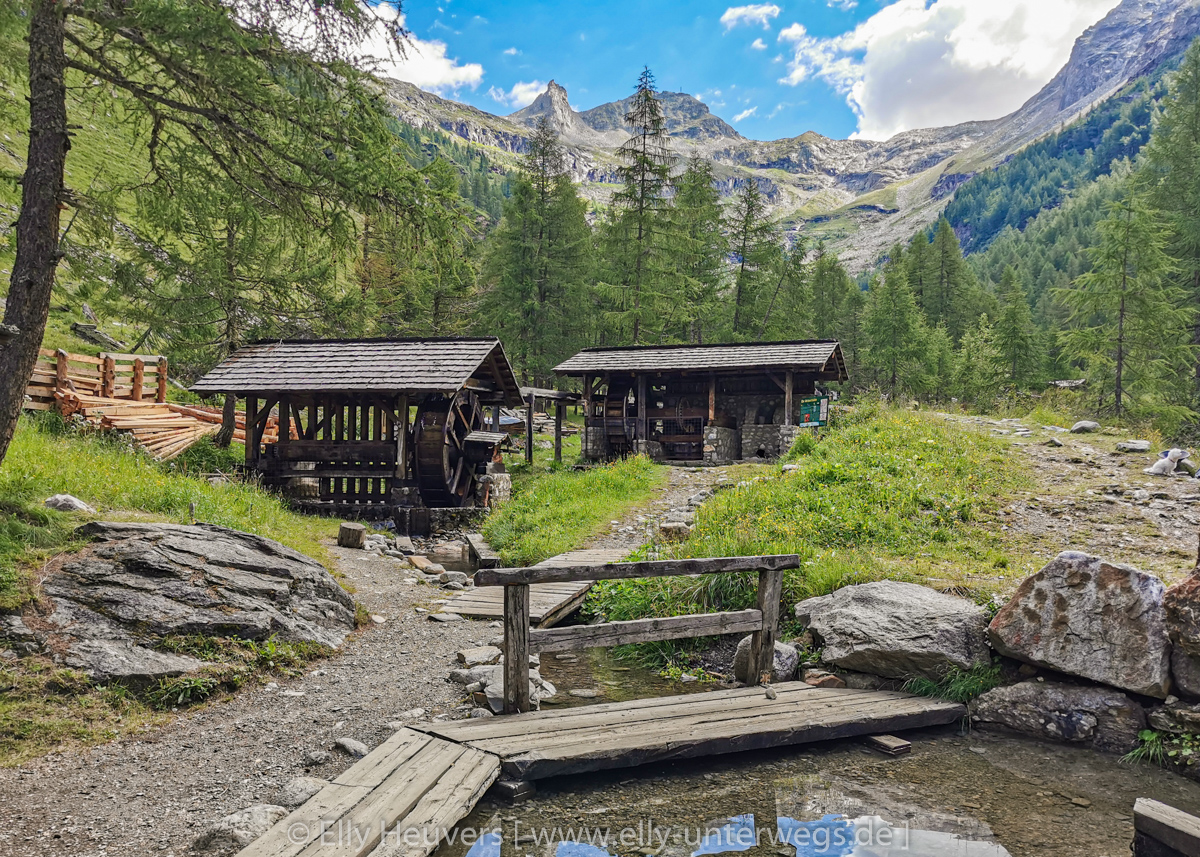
[0, 1, 69, 466]
[214, 393, 237, 448]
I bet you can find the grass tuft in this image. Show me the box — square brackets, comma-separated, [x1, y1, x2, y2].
[902, 663, 1002, 703]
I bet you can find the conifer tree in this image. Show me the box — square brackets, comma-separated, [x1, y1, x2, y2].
[602, 67, 676, 344]
[993, 266, 1041, 386]
[926, 219, 971, 338]
[952, 315, 1004, 407]
[809, 244, 854, 340]
[665, 157, 726, 343]
[727, 179, 778, 337]
[1057, 192, 1192, 416]
[862, 248, 926, 397]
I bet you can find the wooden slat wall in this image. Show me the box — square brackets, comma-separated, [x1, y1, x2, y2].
[23, 348, 168, 410]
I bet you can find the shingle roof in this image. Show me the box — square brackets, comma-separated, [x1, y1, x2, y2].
[191, 338, 523, 404]
[554, 340, 847, 379]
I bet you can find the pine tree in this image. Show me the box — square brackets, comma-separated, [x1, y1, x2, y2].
[862, 249, 926, 397]
[602, 66, 676, 344]
[809, 244, 854, 340]
[952, 315, 1005, 407]
[664, 157, 726, 343]
[1057, 192, 1192, 416]
[926, 219, 970, 337]
[727, 179, 778, 337]
[1139, 36, 1200, 390]
[993, 266, 1041, 386]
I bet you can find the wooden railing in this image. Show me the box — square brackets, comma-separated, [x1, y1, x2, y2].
[474, 554, 800, 713]
[25, 348, 167, 410]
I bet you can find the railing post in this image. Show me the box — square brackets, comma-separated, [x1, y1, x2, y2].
[55, 349, 68, 391]
[156, 357, 168, 402]
[504, 583, 531, 713]
[553, 401, 563, 464]
[525, 391, 535, 465]
[751, 567, 784, 682]
[131, 358, 145, 401]
[101, 354, 115, 398]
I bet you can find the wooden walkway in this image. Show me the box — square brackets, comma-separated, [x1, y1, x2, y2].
[237, 684, 963, 857]
[238, 728, 499, 857]
[441, 548, 626, 626]
[417, 682, 966, 780]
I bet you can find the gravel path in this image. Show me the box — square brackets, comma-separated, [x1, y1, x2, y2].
[0, 465, 742, 857]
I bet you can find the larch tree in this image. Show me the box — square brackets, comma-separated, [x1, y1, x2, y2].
[664, 156, 726, 343]
[1057, 192, 1191, 417]
[809, 244, 854, 340]
[993, 266, 1041, 386]
[0, 0, 444, 467]
[926, 218, 971, 338]
[602, 66, 676, 344]
[726, 178, 778, 337]
[862, 248, 926, 398]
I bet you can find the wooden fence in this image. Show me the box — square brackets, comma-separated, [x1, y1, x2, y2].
[25, 348, 167, 410]
[473, 554, 800, 713]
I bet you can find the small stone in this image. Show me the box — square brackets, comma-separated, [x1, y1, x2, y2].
[430, 612, 463, 622]
[303, 750, 330, 766]
[568, 689, 598, 698]
[334, 737, 369, 758]
[802, 668, 846, 689]
[458, 646, 502, 667]
[679, 674, 698, 683]
[961, 802, 982, 810]
[400, 708, 426, 719]
[438, 570, 470, 586]
[470, 707, 494, 718]
[1116, 440, 1152, 453]
[1071, 797, 1092, 808]
[658, 522, 692, 542]
[369, 614, 386, 624]
[1070, 420, 1100, 433]
[43, 494, 95, 513]
[443, 581, 465, 591]
[277, 776, 326, 808]
[192, 804, 287, 853]
[1046, 437, 1064, 448]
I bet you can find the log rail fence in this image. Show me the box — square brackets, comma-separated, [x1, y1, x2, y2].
[25, 347, 167, 409]
[473, 554, 799, 713]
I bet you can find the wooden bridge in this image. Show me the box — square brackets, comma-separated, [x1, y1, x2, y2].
[237, 555, 966, 857]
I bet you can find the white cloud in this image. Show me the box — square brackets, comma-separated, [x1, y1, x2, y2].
[503, 46, 520, 55]
[720, 4, 781, 31]
[751, 38, 768, 50]
[488, 80, 546, 109]
[777, 0, 1122, 140]
[353, 5, 484, 95]
[827, 0, 857, 9]
[733, 106, 758, 122]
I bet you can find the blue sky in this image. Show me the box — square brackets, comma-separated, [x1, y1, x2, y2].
[379, 0, 1124, 141]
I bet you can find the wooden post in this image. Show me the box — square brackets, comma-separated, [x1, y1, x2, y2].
[525, 391, 535, 465]
[708, 375, 716, 426]
[491, 404, 502, 433]
[278, 397, 291, 452]
[245, 396, 259, 471]
[636, 374, 647, 443]
[784, 370, 794, 427]
[751, 567, 784, 682]
[54, 349, 68, 391]
[156, 357, 168, 402]
[554, 401, 563, 464]
[396, 394, 409, 481]
[130, 358, 145, 401]
[504, 583, 532, 713]
[101, 354, 115, 398]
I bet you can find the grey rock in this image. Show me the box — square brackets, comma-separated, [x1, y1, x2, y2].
[969, 681, 1146, 753]
[1173, 649, 1200, 700]
[276, 776, 326, 808]
[64, 639, 202, 687]
[438, 570, 470, 586]
[44, 494, 95, 513]
[731, 637, 800, 684]
[32, 522, 355, 685]
[334, 737, 369, 758]
[988, 551, 1171, 698]
[658, 522, 692, 542]
[457, 646, 502, 667]
[443, 581, 466, 591]
[303, 750, 330, 766]
[1070, 420, 1101, 433]
[1116, 440, 1152, 452]
[795, 581, 989, 681]
[1149, 699, 1200, 734]
[568, 688, 598, 698]
[192, 804, 288, 854]
[483, 669, 556, 713]
[430, 612, 463, 622]
[470, 707, 494, 718]
[1046, 437, 1064, 448]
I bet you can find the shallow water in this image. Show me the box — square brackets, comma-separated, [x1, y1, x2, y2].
[434, 725, 1200, 857]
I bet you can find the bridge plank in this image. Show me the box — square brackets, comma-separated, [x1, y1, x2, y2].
[474, 554, 801, 587]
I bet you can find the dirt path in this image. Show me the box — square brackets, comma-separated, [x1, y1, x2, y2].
[0, 465, 746, 856]
[941, 414, 1199, 588]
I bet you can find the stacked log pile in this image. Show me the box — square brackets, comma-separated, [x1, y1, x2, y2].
[55, 393, 287, 461]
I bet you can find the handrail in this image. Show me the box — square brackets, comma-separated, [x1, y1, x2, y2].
[478, 554, 796, 714]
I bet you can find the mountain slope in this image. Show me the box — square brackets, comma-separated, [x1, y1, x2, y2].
[377, 0, 1200, 271]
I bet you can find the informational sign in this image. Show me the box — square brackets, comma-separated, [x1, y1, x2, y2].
[797, 395, 830, 427]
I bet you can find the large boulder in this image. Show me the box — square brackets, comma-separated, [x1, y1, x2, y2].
[794, 581, 990, 681]
[731, 636, 800, 684]
[192, 804, 287, 854]
[988, 551, 1171, 698]
[1164, 573, 1200, 699]
[11, 522, 356, 685]
[969, 680, 1145, 753]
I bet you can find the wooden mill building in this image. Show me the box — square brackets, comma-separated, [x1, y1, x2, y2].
[554, 340, 847, 464]
[192, 338, 523, 514]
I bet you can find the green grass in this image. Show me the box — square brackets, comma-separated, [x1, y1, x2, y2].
[903, 663, 1002, 703]
[587, 404, 1035, 665]
[0, 413, 337, 607]
[483, 451, 666, 566]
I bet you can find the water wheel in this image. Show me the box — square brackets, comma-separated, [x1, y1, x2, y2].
[413, 390, 484, 507]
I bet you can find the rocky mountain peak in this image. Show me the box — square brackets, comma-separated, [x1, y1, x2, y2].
[509, 80, 602, 145]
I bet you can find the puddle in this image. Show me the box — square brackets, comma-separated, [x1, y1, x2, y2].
[434, 727, 1200, 857]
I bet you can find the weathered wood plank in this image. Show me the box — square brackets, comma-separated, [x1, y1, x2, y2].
[530, 609, 763, 653]
[751, 567, 783, 681]
[503, 584, 531, 713]
[474, 554, 801, 587]
[466, 534, 500, 568]
[1135, 799, 1200, 857]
